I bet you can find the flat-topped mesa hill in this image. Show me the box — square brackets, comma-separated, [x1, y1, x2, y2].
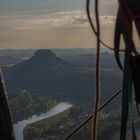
[31, 49, 67, 65]
[34, 49, 56, 60]
[16, 49, 71, 69]
[3, 49, 72, 74]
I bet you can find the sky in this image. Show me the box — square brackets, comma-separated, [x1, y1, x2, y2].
[0, 0, 118, 49]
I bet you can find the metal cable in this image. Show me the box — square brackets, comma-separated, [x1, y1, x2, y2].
[64, 89, 122, 140]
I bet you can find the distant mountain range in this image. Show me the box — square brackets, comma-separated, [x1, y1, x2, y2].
[3, 49, 122, 105]
[0, 56, 24, 65]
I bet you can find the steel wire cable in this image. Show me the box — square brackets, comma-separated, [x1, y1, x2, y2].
[64, 89, 122, 140]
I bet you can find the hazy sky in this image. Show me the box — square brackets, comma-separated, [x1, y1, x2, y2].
[0, 0, 117, 16]
[0, 0, 118, 49]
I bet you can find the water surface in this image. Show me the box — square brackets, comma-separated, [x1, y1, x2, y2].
[14, 102, 72, 140]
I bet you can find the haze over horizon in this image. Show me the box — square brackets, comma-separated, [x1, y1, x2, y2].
[0, 0, 118, 49]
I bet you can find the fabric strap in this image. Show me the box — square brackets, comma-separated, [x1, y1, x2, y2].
[120, 51, 137, 140]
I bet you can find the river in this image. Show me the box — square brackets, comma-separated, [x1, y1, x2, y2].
[14, 102, 72, 140]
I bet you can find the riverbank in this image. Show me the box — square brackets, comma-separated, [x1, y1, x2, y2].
[14, 102, 72, 140]
[23, 103, 92, 140]
[8, 87, 58, 123]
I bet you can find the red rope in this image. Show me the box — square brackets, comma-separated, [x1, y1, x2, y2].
[117, 0, 138, 55]
[91, 0, 101, 139]
[119, 0, 140, 38]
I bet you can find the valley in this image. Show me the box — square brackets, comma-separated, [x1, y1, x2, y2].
[1, 48, 125, 140]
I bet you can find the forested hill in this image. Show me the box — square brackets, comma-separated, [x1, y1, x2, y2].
[3, 49, 122, 103]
